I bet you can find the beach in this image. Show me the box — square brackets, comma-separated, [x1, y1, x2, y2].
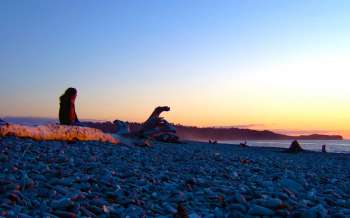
[0, 137, 350, 217]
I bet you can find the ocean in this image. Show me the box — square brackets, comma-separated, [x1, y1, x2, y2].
[222, 140, 350, 154]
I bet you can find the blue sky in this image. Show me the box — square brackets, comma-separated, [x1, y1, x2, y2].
[1, 0, 350, 136]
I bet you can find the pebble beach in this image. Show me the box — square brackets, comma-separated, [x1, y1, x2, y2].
[1, 137, 350, 217]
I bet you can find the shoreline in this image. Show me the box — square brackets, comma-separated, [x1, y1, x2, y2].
[215, 140, 350, 154]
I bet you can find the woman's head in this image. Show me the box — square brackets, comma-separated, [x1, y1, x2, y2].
[60, 87, 77, 103]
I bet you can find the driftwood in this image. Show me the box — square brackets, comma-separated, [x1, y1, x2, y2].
[240, 141, 248, 147]
[114, 106, 179, 144]
[140, 106, 178, 143]
[0, 124, 118, 144]
[209, 140, 218, 144]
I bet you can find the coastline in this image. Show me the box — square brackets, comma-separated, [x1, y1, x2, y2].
[1, 137, 349, 217]
[219, 140, 350, 154]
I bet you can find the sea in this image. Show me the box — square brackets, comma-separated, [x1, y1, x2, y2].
[222, 140, 350, 154]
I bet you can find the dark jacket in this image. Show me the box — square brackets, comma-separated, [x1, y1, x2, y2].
[59, 99, 79, 125]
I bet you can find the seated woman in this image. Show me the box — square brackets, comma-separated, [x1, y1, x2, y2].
[59, 87, 80, 125]
[59, 87, 121, 133]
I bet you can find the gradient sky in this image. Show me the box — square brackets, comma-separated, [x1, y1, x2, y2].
[1, 1, 350, 137]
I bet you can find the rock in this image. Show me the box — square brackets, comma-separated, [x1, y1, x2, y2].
[275, 209, 290, 217]
[87, 205, 104, 215]
[332, 214, 347, 218]
[335, 199, 347, 207]
[51, 197, 74, 209]
[123, 206, 145, 217]
[7, 191, 22, 203]
[306, 189, 317, 200]
[280, 178, 303, 193]
[42, 213, 60, 218]
[21, 173, 34, 189]
[174, 203, 188, 218]
[0, 154, 8, 162]
[80, 207, 97, 217]
[257, 197, 283, 209]
[163, 203, 177, 214]
[52, 210, 77, 218]
[228, 204, 246, 213]
[302, 204, 328, 218]
[233, 193, 247, 204]
[18, 213, 32, 218]
[213, 207, 224, 217]
[188, 213, 201, 218]
[248, 204, 274, 216]
[286, 140, 303, 152]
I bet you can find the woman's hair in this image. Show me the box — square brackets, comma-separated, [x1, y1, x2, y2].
[60, 87, 77, 103]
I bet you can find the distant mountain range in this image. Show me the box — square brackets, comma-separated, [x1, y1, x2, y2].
[174, 125, 343, 141]
[2, 117, 343, 140]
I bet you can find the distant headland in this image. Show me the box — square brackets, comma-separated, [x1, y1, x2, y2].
[173, 125, 343, 141]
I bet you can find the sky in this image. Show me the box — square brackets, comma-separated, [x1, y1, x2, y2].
[1, 0, 350, 138]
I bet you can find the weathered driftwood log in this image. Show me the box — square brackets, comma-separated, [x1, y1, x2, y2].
[0, 124, 118, 144]
[139, 106, 178, 142]
[115, 106, 179, 144]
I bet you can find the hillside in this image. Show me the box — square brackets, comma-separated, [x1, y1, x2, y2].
[174, 125, 343, 141]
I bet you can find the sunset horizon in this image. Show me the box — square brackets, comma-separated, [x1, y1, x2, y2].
[2, 1, 350, 141]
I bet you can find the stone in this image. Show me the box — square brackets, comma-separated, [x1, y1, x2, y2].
[280, 178, 303, 193]
[214, 207, 224, 218]
[51, 197, 74, 209]
[52, 211, 77, 218]
[188, 213, 201, 218]
[228, 204, 246, 213]
[257, 197, 283, 209]
[286, 140, 303, 152]
[332, 214, 346, 218]
[123, 206, 145, 217]
[0, 154, 8, 162]
[18, 213, 32, 218]
[248, 204, 274, 216]
[233, 193, 247, 204]
[306, 189, 317, 200]
[163, 203, 177, 214]
[302, 204, 328, 218]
